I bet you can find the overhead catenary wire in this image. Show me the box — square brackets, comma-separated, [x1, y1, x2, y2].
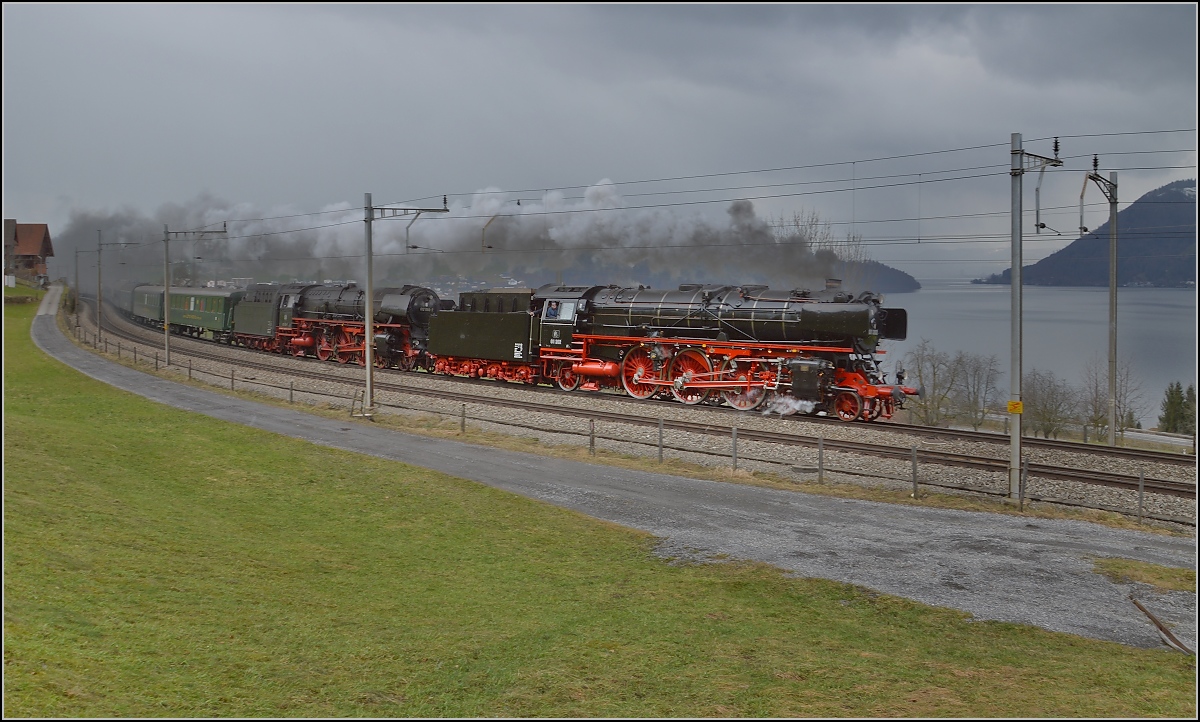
[178, 131, 1195, 234]
[114, 237, 1196, 267]
[94, 129, 1193, 277]
[392, 127, 1193, 206]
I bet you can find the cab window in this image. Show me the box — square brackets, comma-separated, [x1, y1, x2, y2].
[545, 300, 575, 320]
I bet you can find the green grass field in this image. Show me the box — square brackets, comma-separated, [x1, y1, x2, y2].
[4, 299, 1196, 717]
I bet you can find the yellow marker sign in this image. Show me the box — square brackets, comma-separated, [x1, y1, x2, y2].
[1007, 401, 1024, 414]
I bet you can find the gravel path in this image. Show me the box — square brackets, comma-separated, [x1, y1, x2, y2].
[47, 288, 1196, 651]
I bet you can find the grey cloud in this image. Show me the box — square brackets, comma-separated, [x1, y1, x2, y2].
[959, 5, 1197, 88]
[5, 4, 1195, 285]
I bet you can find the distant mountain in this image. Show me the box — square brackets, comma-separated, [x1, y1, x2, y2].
[975, 178, 1196, 287]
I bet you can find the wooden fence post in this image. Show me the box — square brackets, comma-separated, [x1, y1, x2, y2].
[731, 426, 738, 471]
[911, 447, 919, 498]
[658, 418, 664, 463]
[1138, 468, 1145, 523]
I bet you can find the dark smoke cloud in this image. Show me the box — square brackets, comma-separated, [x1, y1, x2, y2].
[396, 180, 846, 292]
[51, 181, 868, 297]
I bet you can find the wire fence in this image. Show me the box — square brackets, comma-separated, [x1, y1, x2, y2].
[69, 321, 1194, 528]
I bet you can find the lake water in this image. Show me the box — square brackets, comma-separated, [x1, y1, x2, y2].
[877, 280, 1198, 427]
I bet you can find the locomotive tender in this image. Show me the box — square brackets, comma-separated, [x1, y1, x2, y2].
[114, 277, 917, 422]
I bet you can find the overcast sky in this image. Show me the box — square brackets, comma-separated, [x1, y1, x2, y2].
[3, 4, 1196, 286]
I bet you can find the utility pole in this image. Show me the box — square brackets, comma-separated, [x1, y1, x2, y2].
[363, 194, 448, 413]
[1009, 133, 1063, 500]
[96, 231, 133, 345]
[1080, 156, 1118, 445]
[364, 194, 373, 412]
[97, 230, 102, 342]
[482, 214, 499, 253]
[163, 223, 228, 366]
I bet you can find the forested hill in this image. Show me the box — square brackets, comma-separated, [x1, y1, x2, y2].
[975, 178, 1197, 287]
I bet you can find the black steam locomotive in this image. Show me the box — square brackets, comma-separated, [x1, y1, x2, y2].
[116, 277, 917, 421]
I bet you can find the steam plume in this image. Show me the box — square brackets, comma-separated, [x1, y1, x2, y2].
[50, 182, 856, 295]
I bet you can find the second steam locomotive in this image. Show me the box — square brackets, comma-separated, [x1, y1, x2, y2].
[116, 277, 918, 421]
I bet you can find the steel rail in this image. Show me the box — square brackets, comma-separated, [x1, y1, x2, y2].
[84, 307, 1195, 502]
[81, 292, 1194, 466]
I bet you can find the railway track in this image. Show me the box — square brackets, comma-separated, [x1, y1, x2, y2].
[80, 295, 1193, 460]
[85, 302, 1196, 503]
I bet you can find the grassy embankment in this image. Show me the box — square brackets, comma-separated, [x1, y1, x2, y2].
[4, 299, 1196, 717]
[3, 282, 45, 303]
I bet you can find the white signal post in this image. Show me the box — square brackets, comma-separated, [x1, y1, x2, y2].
[363, 194, 448, 415]
[1009, 133, 1063, 500]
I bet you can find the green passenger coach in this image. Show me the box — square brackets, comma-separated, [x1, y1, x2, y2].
[131, 285, 245, 341]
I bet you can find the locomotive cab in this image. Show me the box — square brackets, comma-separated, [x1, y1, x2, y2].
[277, 290, 301, 328]
[532, 284, 607, 349]
[541, 299, 578, 348]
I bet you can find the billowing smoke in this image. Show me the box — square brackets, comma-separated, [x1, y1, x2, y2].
[422, 181, 843, 291]
[50, 181, 857, 297]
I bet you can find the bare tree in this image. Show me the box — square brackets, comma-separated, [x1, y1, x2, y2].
[773, 210, 834, 253]
[1079, 354, 1147, 442]
[1024, 368, 1077, 439]
[950, 351, 1003, 430]
[1079, 356, 1110, 441]
[1115, 359, 1146, 440]
[773, 211, 870, 289]
[903, 339, 962, 427]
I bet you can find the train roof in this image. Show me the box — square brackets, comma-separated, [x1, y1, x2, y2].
[532, 283, 613, 300]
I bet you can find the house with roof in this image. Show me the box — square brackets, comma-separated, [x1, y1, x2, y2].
[4, 219, 55, 284]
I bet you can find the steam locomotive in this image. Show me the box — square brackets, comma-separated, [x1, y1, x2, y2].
[114, 277, 918, 421]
